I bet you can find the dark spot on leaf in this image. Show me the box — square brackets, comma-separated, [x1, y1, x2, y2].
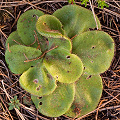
[31, 66, 34, 67]
[33, 79, 38, 84]
[67, 71, 70, 73]
[46, 57, 49, 60]
[38, 97, 42, 99]
[32, 14, 38, 20]
[39, 102, 42, 105]
[73, 103, 81, 114]
[92, 46, 95, 49]
[84, 67, 86, 70]
[47, 74, 53, 80]
[66, 55, 70, 59]
[91, 61, 93, 63]
[43, 22, 47, 25]
[32, 14, 36, 17]
[87, 75, 92, 79]
[36, 85, 42, 91]
[56, 80, 60, 84]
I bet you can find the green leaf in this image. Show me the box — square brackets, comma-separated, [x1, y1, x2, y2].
[43, 48, 83, 83]
[15, 105, 20, 110]
[8, 103, 13, 106]
[48, 37, 72, 52]
[31, 82, 75, 117]
[17, 9, 47, 51]
[14, 96, 18, 100]
[68, 0, 75, 4]
[53, 5, 101, 38]
[36, 15, 65, 38]
[9, 105, 14, 110]
[19, 64, 56, 96]
[72, 31, 114, 75]
[65, 74, 103, 117]
[15, 100, 20, 104]
[97, 0, 109, 9]
[5, 31, 24, 49]
[5, 45, 42, 74]
[81, 0, 89, 7]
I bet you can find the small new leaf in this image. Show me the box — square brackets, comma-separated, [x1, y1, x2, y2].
[80, 0, 89, 7]
[9, 105, 14, 110]
[68, 0, 75, 4]
[8, 96, 20, 110]
[97, 0, 109, 9]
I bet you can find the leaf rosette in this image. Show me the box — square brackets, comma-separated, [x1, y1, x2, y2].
[5, 5, 114, 118]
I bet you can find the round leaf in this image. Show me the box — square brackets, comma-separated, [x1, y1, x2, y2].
[31, 82, 75, 117]
[53, 5, 101, 38]
[36, 15, 64, 38]
[5, 31, 24, 49]
[5, 45, 42, 74]
[65, 74, 103, 117]
[43, 48, 83, 83]
[17, 9, 47, 51]
[72, 31, 114, 75]
[19, 64, 56, 96]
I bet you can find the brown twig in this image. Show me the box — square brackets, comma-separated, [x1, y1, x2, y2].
[7, 43, 11, 53]
[20, 104, 50, 120]
[34, 30, 41, 50]
[11, 11, 21, 28]
[0, 95, 13, 120]
[24, 45, 58, 62]
[111, 17, 120, 41]
[89, 0, 99, 30]
[0, 29, 8, 39]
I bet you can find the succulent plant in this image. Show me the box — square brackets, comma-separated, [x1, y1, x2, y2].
[5, 5, 114, 118]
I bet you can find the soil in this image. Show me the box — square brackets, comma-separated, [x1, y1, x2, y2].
[0, 0, 120, 120]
